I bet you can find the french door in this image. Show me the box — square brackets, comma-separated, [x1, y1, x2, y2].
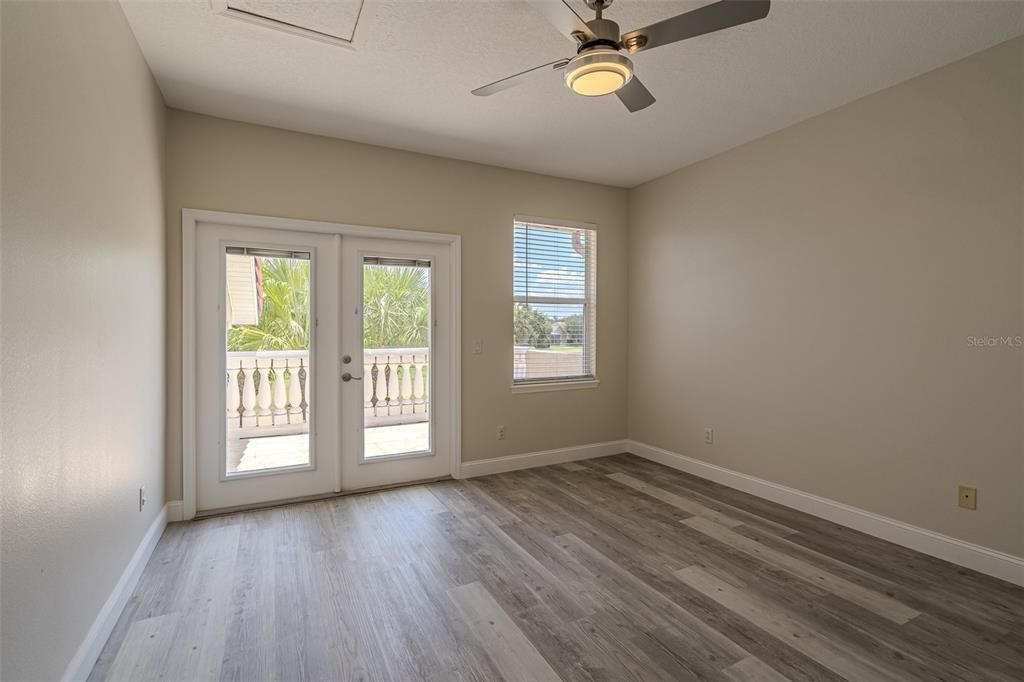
[339, 237, 452, 490]
[193, 222, 452, 514]
[195, 224, 340, 511]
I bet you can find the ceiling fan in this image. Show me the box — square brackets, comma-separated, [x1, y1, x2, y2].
[472, 0, 770, 112]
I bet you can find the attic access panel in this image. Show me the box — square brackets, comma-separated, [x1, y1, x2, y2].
[212, 0, 364, 48]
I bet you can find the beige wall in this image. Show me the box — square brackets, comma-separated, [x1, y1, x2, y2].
[164, 110, 629, 501]
[0, 2, 166, 680]
[628, 37, 1024, 556]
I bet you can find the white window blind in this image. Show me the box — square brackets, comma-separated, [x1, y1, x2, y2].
[513, 219, 597, 384]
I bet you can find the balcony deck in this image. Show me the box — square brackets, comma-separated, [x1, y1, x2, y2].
[228, 422, 431, 474]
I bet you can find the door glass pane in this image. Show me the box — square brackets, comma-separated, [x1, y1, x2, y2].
[225, 251, 312, 475]
[362, 261, 431, 457]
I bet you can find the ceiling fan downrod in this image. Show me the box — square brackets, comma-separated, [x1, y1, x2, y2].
[577, 0, 619, 49]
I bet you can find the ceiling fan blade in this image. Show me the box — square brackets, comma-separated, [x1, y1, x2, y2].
[616, 76, 656, 112]
[526, 0, 596, 43]
[472, 58, 571, 96]
[620, 0, 770, 54]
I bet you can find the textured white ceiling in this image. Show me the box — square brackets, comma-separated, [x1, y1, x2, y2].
[121, 0, 1024, 187]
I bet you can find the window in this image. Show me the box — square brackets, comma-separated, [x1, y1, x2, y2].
[513, 218, 597, 388]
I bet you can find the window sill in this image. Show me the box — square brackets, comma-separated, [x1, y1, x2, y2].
[510, 379, 600, 394]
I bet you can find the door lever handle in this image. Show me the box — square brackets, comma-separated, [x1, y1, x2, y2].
[341, 372, 362, 382]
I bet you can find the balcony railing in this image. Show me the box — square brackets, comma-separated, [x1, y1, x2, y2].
[362, 348, 429, 427]
[226, 348, 429, 436]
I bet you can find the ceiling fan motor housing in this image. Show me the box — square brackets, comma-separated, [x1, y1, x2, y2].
[580, 17, 620, 51]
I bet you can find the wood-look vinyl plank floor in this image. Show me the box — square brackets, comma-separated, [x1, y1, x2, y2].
[89, 454, 1024, 682]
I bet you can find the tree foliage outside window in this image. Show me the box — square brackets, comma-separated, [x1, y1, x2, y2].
[513, 306, 587, 350]
[514, 303, 552, 349]
[562, 314, 584, 344]
[226, 259, 430, 351]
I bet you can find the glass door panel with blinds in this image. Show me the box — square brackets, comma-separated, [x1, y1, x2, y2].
[195, 224, 341, 513]
[513, 219, 597, 386]
[340, 237, 453, 490]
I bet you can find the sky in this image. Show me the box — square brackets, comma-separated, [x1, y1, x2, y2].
[513, 222, 591, 319]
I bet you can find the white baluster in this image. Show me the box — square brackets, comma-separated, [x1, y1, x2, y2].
[395, 357, 405, 415]
[241, 365, 257, 417]
[403, 356, 414, 415]
[409, 357, 419, 414]
[421, 356, 429, 417]
[272, 362, 287, 417]
[256, 359, 272, 417]
[387, 356, 397, 416]
[287, 361, 303, 415]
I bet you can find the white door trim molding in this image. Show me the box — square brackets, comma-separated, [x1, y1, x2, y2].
[62, 504, 169, 682]
[181, 208, 462, 520]
[458, 440, 628, 478]
[625, 440, 1024, 587]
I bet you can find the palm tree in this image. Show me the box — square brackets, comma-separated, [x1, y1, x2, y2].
[362, 265, 429, 348]
[227, 257, 310, 351]
[226, 259, 430, 351]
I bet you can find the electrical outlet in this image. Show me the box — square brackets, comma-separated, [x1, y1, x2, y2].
[496, 425, 506, 440]
[958, 485, 977, 510]
[472, 339, 483, 355]
[704, 428, 714, 445]
[139, 486, 147, 512]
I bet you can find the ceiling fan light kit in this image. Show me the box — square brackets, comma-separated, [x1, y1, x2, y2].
[472, 0, 771, 112]
[564, 49, 633, 96]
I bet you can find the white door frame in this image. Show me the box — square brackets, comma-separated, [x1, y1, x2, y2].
[181, 208, 462, 521]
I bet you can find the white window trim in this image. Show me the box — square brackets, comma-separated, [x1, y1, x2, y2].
[512, 215, 598, 392]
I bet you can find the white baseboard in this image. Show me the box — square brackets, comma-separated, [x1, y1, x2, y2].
[625, 440, 1024, 587]
[62, 504, 170, 682]
[166, 500, 184, 522]
[459, 439, 628, 478]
